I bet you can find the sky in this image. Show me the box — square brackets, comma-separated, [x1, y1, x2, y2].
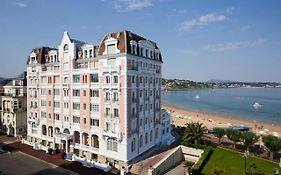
[0, 0, 281, 82]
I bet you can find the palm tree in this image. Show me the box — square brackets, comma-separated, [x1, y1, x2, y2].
[241, 132, 259, 152]
[183, 122, 207, 145]
[226, 129, 241, 149]
[262, 135, 281, 160]
[213, 128, 226, 145]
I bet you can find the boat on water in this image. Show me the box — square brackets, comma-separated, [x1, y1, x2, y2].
[195, 95, 200, 100]
[253, 102, 262, 109]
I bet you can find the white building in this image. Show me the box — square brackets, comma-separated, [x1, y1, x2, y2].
[26, 30, 173, 169]
[0, 72, 27, 137]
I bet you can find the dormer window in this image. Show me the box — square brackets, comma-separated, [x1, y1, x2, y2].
[63, 44, 69, 51]
[107, 44, 115, 54]
[84, 50, 88, 58]
[89, 49, 93, 58]
[103, 37, 120, 55]
[31, 57, 36, 63]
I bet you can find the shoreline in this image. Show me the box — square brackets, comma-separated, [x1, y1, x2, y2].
[162, 104, 281, 137]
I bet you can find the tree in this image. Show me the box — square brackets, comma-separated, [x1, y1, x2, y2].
[262, 135, 281, 160]
[226, 129, 242, 149]
[183, 122, 207, 145]
[213, 128, 226, 145]
[241, 132, 259, 152]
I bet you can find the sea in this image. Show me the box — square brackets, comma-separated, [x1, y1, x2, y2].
[161, 88, 281, 126]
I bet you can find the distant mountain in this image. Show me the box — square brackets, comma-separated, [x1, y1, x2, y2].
[206, 79, 238, 84]
[0, 77, 5, 85]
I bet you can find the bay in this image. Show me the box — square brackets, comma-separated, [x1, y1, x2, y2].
[161, 88, 281, 125]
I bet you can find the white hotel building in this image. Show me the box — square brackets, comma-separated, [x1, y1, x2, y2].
[26, 30, 173, 169]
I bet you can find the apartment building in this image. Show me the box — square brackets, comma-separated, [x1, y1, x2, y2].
[0, 72, 27, 137]
[26, 30, 173, 169]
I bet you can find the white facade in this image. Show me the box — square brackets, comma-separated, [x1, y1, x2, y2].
[26, 31, 173, 169]
[0, 75, 27, 137]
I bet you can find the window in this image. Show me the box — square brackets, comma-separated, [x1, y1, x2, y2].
[131, 138, 136, 152]
[83, 103, 86, 110]
[89, 49, 93, 58]
[41, 77, 47, 84]
[64, 102, 68, 109]
[49, 101, 51, 107]
[105, 108, 110, 116]
[140, 135, 143, 147]
[54, 101, 60, 108]
[113, 92, 118, 102]
[150, 131, 153, 142]
[64, 116, 69, 122]
[107, 138, 118, 152]
[84, 50, 88, 58]
[90, 104, 99, 112]
[64, 89, 69, 97]
[41, 100, 46, 107]
[132, 76, 135, 83]
[83, 118, 86, 124]
[90, 89, 99, 97]
[90, 119, 99, 127]
[105, 92, 110, 101]
[73, 75, 80, 83]
[54, 89, 60, 96]
[106, 122, 110, 131]
[73, 116, 80, 123]
[113, 108, 119, 117]
[83, 90, 86, 96]
[41, 88, 46, 95]
[63, 44, 68, 51]
[140, 77, 143, 83]
[140, 90, 142, 97]
[73, 103, 80, 110]
[105, 76, 110, 84]
[113, 76, 118, 84]
[64, 77, 68, 83]
[145, 132, 148, 144]
[107, 44, 115, 54]
[41, 112, 46, 119]
[90, 74, 99, 83]
[55, 113, 60, 120]
[73, 89, 80, 96]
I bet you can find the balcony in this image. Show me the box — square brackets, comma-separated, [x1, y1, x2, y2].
[28, 117, 39, 125]
[103, 66, 120, 74]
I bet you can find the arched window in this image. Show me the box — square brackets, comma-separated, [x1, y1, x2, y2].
[63, 44, 69, 51]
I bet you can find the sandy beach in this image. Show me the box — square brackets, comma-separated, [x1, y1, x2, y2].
[163, 104, 281, 137]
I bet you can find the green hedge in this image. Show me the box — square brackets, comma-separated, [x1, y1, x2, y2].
[192, 146, 214, 175]
[181, 140, 217, 149]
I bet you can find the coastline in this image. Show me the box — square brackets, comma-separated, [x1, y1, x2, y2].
[162, 104, 281, 137]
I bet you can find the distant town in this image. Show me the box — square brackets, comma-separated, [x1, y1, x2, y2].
[162, 78, 281, 90]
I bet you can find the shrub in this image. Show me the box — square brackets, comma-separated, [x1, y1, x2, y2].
[192, 146, 214, 175]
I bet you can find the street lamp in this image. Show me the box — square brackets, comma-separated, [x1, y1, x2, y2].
[244, 150, 249, 173]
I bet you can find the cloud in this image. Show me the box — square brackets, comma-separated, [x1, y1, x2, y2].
[203, 39, 266, 52]
[113, 0, 153, 12]
[181, 49, 199, 56]
[178, 13, 226, 31]
[240, 24, 253, 32]
[226, 7, 235, 13]
[15, 2, 27, 8]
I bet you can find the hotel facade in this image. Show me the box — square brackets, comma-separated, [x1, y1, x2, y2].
[26, 30, 173, 168]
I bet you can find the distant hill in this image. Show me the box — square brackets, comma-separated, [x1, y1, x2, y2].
[206, 79, 238, 84]
[0, 77, 5, 85]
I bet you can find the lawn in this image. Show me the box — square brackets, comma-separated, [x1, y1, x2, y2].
[202, 147, 281, 175]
